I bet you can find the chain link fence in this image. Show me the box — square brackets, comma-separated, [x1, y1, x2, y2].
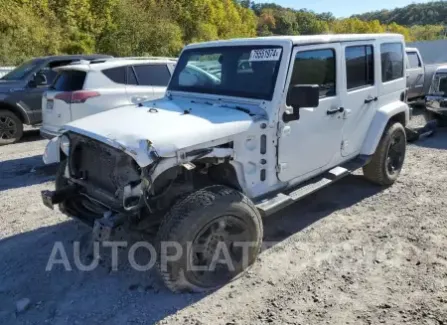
[0, 67, 15, 78]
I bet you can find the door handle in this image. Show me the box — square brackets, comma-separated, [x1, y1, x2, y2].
[364, 96, 378, 104]
[132, 96, 149, 103]
[327, 107, 344, 115]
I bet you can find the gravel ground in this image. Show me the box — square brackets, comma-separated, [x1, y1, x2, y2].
[0, 111, 446, 325]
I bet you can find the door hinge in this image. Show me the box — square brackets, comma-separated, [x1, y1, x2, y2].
[276, 163, 288, 173]
[277, 125, 291, 138]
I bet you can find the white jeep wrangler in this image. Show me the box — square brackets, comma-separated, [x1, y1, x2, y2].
[42, 34, 409, 292]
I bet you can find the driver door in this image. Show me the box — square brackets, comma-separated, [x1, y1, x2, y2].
[277, 44, 345, 182]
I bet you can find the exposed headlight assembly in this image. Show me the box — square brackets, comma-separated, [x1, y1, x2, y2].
[60, 134, 70, 156]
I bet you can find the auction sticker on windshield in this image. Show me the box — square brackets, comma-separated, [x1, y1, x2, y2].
[249, 48, 282, 62]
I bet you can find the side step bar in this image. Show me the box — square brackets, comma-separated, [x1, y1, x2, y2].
[256, 156, 370, 216]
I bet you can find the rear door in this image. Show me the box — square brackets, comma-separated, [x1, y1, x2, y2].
[126, 64, 171, 103]
[406, 51, 424, 99]
[126, 65, 154, 104]
[340, 42, 378, 157]
[42, 69, 86, 133]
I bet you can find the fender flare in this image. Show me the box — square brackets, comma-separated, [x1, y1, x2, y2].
[43, 137, 61, 165]
[361, 101, 409, 156]
[0, 100, 31, 125]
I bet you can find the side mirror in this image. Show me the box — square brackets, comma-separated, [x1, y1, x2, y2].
[287, 85, 320, 109]
[30, 73, 47, 87]
[283, 85, 319, 122]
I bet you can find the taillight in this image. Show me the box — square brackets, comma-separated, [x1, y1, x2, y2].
[55, 91, 100, 104]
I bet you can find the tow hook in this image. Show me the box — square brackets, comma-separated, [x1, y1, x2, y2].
[92, 212, 127, 241]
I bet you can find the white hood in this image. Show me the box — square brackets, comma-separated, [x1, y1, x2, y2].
[64, 98, 257, 166]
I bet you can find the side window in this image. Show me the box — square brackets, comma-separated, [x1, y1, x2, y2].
[41, 60, 74, 85]
[133, 64, 171, 87]
[127, 67, 138, 85]
[289, 49, 336, 99]
[381, 43, 404, 82]
[407, 52, 421, 69]
[53, 70, 86, 91]
[345, 45, 374, 90]
[102, 67, 126, 84]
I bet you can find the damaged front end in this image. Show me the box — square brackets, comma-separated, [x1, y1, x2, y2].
[42, 131, 236, 239]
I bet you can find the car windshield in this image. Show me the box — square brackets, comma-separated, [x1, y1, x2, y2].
[168, 46, 283, 101]
[429, 72, 447, 96]
[1, 59, 43, 81]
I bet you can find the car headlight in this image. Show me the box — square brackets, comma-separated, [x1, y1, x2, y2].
[60, 134, 70, 156]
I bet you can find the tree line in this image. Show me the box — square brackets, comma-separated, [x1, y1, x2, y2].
[353, 1, 447, 26]
[0, 0, 446, 65]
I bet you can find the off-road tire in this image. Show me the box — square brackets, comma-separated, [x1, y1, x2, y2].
[156, 185, 263, 293]
[363, 122, 406, 186]
[0, 109, 23, 145]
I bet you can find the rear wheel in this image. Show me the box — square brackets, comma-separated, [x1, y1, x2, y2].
[156, 185, 263, 293]
[363, 122, 406, 186]
[0, 110, 23, 145]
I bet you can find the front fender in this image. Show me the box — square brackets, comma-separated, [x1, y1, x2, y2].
[43, 137, 61, 165]
[0, 98, 31, 125]
[361, 102, 409, 156]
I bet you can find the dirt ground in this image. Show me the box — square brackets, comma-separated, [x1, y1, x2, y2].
[0, 111, 446, 325]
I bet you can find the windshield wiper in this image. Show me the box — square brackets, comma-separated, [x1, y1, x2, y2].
[234, 106, 254, 116]
[220, 105, 253, 116]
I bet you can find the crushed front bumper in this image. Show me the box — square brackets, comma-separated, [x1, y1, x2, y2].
[426, 96, 447, 116]
[41, 186, 78, 210]
[41, 187, 127, 241]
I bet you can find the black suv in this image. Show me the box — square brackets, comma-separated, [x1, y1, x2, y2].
[0, 54, 111, 145]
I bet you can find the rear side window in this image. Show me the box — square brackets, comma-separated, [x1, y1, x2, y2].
[345, 45, 374, 90]
[381, 43, 404, 82]
[133, 64, 171, 86]
[102, 67, 126, 84]
[52, 70, 86, 91]
[407, 52, 421, 69]
[289, 49, 336, 98]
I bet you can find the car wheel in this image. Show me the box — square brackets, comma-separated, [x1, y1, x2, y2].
[0, 109, 23, 145]
[363, 122, 406, 186]
[156, 185, 263, 293]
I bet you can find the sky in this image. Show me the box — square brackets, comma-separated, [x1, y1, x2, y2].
[252, 0, 433, 18]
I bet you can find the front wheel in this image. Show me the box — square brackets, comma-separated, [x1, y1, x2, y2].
[0, 109, 23, 145]
[156, 185, 263, 293]
[363, 122, 406, 186]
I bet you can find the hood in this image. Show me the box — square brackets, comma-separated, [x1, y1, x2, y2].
[64, 98, 260, 167]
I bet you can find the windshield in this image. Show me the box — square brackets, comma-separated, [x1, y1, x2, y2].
[169, 46, 283, 101]
[1, 59, 43, 81]
[429, 73, 447, 96]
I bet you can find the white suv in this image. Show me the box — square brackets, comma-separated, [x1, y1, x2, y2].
[42, 34, 409, 293]
[40, 57, 176, 139]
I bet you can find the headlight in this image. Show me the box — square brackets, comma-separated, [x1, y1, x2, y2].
[60, 134, 70, 156]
